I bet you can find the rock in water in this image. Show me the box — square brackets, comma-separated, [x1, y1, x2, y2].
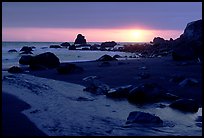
[74, 34, 87, 44]
[49, 45, 62, 48]
[19, 55, 33, 65]
[169, 99, 199, 113]
[106, 85, 133, 98]
[30, 52, 60, 68]
[126, 111, 163, 125]
[127, 83, 164, 104]
[8, 66, 23, 73]
[8, 49, 17, 53]
[97, 54, 117, 61]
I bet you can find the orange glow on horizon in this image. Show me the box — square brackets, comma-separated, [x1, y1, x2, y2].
[2, 27, 182, 42]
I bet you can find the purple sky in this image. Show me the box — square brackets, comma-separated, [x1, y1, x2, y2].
[2, 2, 202, 42]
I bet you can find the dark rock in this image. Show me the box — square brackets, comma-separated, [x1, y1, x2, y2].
[97, 55, 117, 61]
[30, 52, 60, 68]
[152, 37, 165, 45]
[169, 99, 199, 113]
[161, 92, 180, 101]
[113, 55, 122, 59]
[101, 41, 117, 48]
[172, 19, 202, 61]
[82, 76, 109, 95]
[178, 78, 199, 87]
[8, 66, 23, 73]
[195, 116, 202, 122]
[68, 45, 76, 50]
[49, 45, 62, 48]
[74, 34, 87, 45]
[19, 55, 33, 65]
[126, 111, 163, 125]
[57, 63, 83, 74]
[106, 85, 133, 98]
[20, 46, 33, 52]
[127, 83, 164, 104]
[60, 42, 70, 47]
[8, 49, 17, 53]
[29, 64, 47, 70]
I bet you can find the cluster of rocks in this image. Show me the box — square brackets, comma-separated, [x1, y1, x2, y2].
[82, 74, 200, 126]
[123, 19, 202, 61]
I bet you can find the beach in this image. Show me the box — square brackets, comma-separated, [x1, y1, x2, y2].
[23, 55, 202, 106]
[2, 55, 202, 136]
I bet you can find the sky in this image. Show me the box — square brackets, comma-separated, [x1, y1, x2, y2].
[2, 2, 202, 42]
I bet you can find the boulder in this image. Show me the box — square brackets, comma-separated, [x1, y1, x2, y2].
[172, 19, 202, 61]
[127, 83, 164, 104]
[49, 45, 62, 48]
[8, 66, 23, 73]
[113, 55, 122, 59]
[178, 78, 199, 87]
[60, 42, 70, 48]
[152, 37, 165, 45]
[83, 76, 109, 95]
[68, 45, 76, 50]
[19, 55, 33, 65]
[106, 85, 133, 98]
[8, 49, 17, 53]
[30, 52, 60, 68]
[97, 55, 117, 61]
[57, 63, 83, 74]
[126, 111, 163, 125]
[74, 34, 87, 44]
[161, 92, 180, 101]
[29, 64, 47, 70]
[20, 46, 33, 52]
[101, 41, 117, 48]
[169, 99, 199, 113]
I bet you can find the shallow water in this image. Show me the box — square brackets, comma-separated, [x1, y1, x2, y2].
[2, 71, 202, 136]
[2, 42, 137, 69]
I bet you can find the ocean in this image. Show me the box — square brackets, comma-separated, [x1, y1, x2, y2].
[2, 41, 139, 69]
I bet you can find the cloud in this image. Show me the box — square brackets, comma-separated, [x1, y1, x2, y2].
[2, 2, 202, 30]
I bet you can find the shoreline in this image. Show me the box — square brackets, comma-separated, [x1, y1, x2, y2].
[2, 92, 47, 136]
[22, 56, 202, 107]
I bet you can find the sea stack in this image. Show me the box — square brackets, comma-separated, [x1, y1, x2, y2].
[74, 34, 87, 45]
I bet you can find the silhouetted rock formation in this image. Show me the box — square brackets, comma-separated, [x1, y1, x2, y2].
[126, 111, 163, 125]
[29, 52, 60, 69]
[97, 55, 117, 61]
[101, 41, 117, 48]
[60, 42, 70, 48]
[49, 45, 62, 48]
[127, 83, 164, 104]
[8, 49, 17, 53]
[74, 34, 87, 44]
[172, 19, 202, 61]
[20, 46, 33, 54]
[19, 55, 33, 65]
[8, 66, 23, 73]
[169, 99, 199, 113]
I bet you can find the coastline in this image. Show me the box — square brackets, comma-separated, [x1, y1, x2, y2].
[23, 56, 202, 106]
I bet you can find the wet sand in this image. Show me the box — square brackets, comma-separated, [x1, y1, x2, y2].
[2, 92, 47, 136]
[23, 56, 202, 106]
